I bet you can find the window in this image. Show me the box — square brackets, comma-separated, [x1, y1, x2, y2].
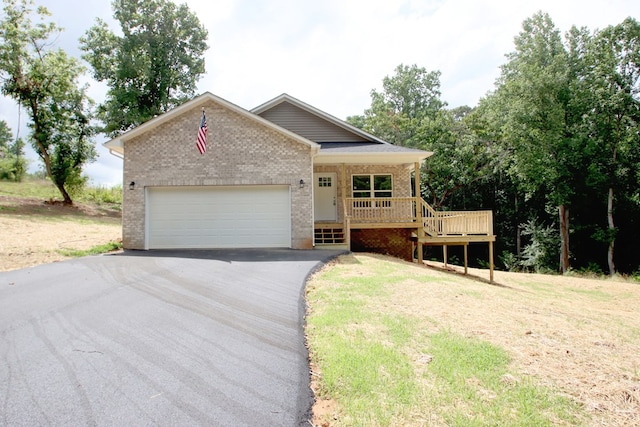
[352, 174, 392, 198]
[318, 176, 332, 187]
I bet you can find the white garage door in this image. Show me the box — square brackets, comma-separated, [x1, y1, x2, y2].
[147, 186, 291, 249]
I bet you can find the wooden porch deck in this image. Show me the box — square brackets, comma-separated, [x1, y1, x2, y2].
[316, 197, 496, 281]
[344, 197, 494, 237]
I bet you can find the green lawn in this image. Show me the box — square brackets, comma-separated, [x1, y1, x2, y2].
[306, 254, 640, 426]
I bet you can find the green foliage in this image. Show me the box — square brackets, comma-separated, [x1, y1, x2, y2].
[61, 169, 89, 200]
[82, 184, 123, 205]
[519, 219, 560, 273]
[80, 0, 209, 136]
[577, 262, 604, 276]
[472, 13, 640, 275]
[492, 12, 579, 273]
[0, 156, 26, 181]
[420, 109, 496, 208]
[347, 64, 443, 147]
[499, 251, 520, 272]
[348, 64, 495, 209]
[0, 0, 96, 203]
[346, 13, 640, 274]
[576, 18, 640, 275]
[0, 120, 27, 182]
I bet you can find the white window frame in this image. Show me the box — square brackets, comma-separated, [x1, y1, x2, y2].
[352, 174, 393, 198]
[352, 174, 393, 208]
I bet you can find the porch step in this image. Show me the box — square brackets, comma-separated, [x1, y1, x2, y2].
[314, 227, 345, 245]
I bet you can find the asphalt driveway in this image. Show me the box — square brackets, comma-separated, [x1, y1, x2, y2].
[0, 249, 344, 426]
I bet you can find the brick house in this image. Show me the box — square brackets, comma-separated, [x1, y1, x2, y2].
[105, 92, 495, 276]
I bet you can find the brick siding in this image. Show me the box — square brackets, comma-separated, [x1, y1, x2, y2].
[123, 100, 314, 249]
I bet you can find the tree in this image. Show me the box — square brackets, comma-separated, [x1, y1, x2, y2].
[578, 18, 640, 275]
[81, 0, 209, 137]
[348, 64, 494, 209]
[0, 120, 27, 182]
[0, 120, 27, 181]
[348, 64, 444, 147]
[0, 0, 96, 203]
[493, 12, 581, 273]
[419, 108, 495, 209]
[0, 120, 11, 154]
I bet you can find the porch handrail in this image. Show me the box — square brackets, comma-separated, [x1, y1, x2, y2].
[421, 199, 439, 236]
[431, 210, 493, 236]
[343, 197, 493, 236]
[345, 197, 416, 223]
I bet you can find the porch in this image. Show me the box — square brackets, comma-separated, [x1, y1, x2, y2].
[314, 196, 496, 282]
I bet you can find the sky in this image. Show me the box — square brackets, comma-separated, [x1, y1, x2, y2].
[1, 0, 639, 187]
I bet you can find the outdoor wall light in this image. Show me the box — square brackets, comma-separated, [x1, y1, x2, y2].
[299, 179, 305, 189]
[129, 181, 135, 190]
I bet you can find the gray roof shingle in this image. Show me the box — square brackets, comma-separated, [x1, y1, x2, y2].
[319, 142, 426, 154]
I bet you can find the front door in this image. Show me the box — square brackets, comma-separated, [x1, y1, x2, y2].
[314, 173, 337, 221]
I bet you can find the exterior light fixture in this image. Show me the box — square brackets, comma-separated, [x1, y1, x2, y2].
[129, 181, 135, 190]
[299, 179, 305, 189]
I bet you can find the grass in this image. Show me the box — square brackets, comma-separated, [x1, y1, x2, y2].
[306, 254, 597, 426]
[56, 241, 122, 258]
[81, 184, 123, 205]
[0, 177, 122, 206]
[0, 178, 60, 199]
[425, 330, 579, 426]
[307, 261, 421, 425]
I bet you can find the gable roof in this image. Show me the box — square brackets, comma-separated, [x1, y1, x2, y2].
[104, 92, 320, 157]
[252, 93, 388, 144]
[253, 93, 432, 165]
[104, 92, 431, 165]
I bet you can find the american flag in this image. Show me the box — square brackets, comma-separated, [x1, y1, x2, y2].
[196, 111, 207, 155]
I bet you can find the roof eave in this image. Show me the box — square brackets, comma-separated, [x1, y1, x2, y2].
[104, 139, 124, 155]
[103, 92, 320, 157]
[314, 151, 433, 165]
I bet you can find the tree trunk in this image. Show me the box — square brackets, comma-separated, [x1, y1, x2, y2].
[607, 126, 618, 276]
[559, 204, 570, 273]
[55, 182, 73, 205]
[607, 186, 616, 275]
[515, 194, 521, 261]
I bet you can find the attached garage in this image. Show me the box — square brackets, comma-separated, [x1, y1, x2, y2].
[106, 92, 318, 250]
[146, 186, 291, 249]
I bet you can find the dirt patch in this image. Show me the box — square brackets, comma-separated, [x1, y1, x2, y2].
[308, 254, 640, 426]
[0, 195, 121, 272]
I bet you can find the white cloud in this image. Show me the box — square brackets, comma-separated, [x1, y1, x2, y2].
[1, 0, 639, 185]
